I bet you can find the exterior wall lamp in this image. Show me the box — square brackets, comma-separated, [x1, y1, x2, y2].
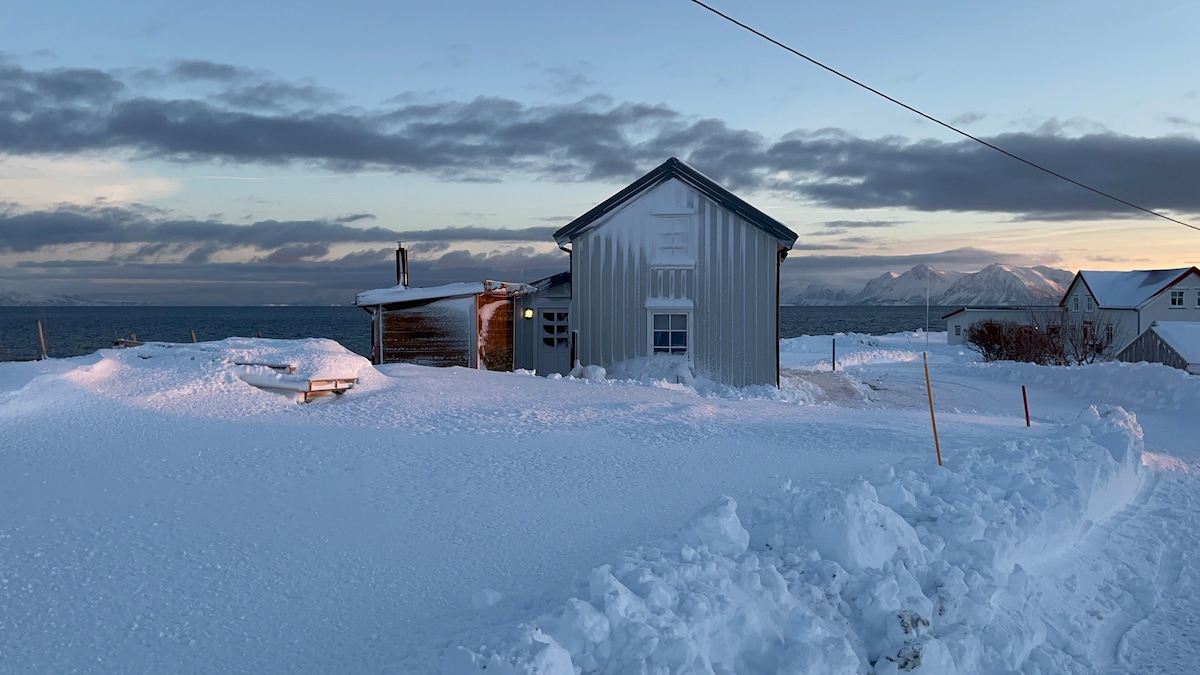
[523, 308, 535, 320]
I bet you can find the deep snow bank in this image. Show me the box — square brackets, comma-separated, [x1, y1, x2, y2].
[446, 405, 1144, 674]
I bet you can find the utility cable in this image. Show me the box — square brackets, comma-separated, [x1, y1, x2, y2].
[687, 0, 1200, 232]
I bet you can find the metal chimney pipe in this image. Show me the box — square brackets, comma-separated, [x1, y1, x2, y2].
[395, 242, 410, 288]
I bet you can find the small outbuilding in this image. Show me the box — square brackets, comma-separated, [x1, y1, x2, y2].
[355, 280, 531, 370]
[1117, 321, 1200, 374]
[512, 272, 573, 376]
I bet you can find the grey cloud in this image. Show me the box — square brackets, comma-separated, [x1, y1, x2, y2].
[950, 112, 985, 126]
[0, 205, 557, 253]
[257, 243, 330, 264]
[169, 60, 252, 82]
[8, 246, 568, 306]
[4, 58, 1200, 220]
[821, 220, 901, 229]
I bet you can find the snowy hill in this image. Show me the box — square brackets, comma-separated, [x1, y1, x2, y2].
[0, 287, 99, 306]
[787, 263, 1072, 306]
[939, 263, 1069, 306]
[855, 264, 964, 305]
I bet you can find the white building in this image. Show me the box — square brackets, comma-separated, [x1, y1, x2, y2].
[943, 306, 1059, 346]
[553, 157, 798, 387]
[1060, 267, 1200, 352]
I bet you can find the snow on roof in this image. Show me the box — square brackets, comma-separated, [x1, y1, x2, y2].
[1078, 268, 1196, 309]
[354, 280, 532, 307]
[1152, 321, 1200, 364]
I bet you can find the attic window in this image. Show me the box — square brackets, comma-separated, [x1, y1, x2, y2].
[652, 217, 694, 266]
[1171, 290, 1185, 307]
[1072, 296, 1080, 312]
[1086, 297, 1093, 312]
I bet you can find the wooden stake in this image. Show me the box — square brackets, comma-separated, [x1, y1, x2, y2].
[36, 320, 48, 360]
[832, 338, 837, 371]
[924, 352, 942, 466]
[1022, 385, 1031, 427]
[191, 329, 198, 343]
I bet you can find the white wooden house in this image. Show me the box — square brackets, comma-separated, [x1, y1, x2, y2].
[553, 157, 799, 387]
[1060, 267, 1200, 352]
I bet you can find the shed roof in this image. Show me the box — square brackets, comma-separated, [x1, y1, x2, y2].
[553, 157, 798, 248]
[1151, 321, 1200, 364]
[1066, 267, 1198, 309]
[355, 280, 531, 307]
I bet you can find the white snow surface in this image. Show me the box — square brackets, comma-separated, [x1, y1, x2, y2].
[355, 280, 533, 306]
[2, 332, 1199, 673]
[1079, 268, 1194, 309]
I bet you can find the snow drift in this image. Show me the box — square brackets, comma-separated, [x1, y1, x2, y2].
[446, 405, 1144, 674]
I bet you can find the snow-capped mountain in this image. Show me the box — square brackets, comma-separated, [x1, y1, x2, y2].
[856, 264, 965, 305]
[786, 264, 1073, 306]
[938, 264, 1069, 306]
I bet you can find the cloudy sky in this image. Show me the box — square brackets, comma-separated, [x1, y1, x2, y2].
[2, 0, 1198, 304]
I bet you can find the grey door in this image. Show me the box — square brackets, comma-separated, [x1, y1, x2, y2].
[537, 307, 571, 375]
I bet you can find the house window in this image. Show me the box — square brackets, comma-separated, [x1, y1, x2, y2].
[1072, 296, 1080, 311]
[954, 325, 961, 336]
[1171, 290, 1185, 307]
[1105, 324, 1114, 344]
[652, 313, 688, 355]
[1085, 297, 1093, 312]
[652, 218, 694, 266]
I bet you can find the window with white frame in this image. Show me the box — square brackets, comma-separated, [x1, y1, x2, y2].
[1085, 296, 1093, 311]
[1196, 290, 1200, 307]
[1171, 290, 1185, 306]
[651, 313, 688, 355]
[1072, 296, 1080, 311]
[652, 217, 694, 266]
[954, 325, 961, 336]
[1105, 324, 1114, 344]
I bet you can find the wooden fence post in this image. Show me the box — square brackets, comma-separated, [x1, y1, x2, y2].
[36, 320, 48, 360]
[924, 352, 942, 466]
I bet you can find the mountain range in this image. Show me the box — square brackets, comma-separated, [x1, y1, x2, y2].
[786, 264, 1074, 307]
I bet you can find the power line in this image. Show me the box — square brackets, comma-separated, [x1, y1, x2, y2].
[686, 0, 1200, 233]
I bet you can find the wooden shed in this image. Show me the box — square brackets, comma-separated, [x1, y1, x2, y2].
[355, 280, 531, 370]
[1117, 321, 1200, 374]
[553, 157, 798, 387]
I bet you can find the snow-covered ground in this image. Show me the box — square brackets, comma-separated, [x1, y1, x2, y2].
[1, 333, 1197, 673]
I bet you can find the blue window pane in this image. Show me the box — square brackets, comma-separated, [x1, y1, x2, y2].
[653, 314, 669, 330]
[671, 315, 687, 330]
[670, 332, 687, 347]
[653, 331, 669, 347]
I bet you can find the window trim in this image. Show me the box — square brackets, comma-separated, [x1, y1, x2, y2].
[648, 310, 691, 358]
[1170, 289, 1185, 307]
[650, 216, 696, 268]
[1072, 296, 1080, 312]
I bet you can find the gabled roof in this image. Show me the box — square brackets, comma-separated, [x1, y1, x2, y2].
[553, 157, 798, 248]
[1150, 321, 1200, 364]
[1061, 267, 1199, 309]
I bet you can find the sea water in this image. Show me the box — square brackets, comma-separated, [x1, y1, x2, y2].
[0, 305, 954, 361]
